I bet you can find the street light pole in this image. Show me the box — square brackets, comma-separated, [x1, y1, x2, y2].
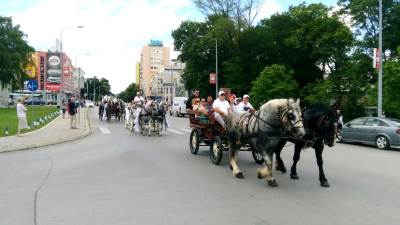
[59, 25, 84, 106]
[75, 53, 89, 126]
[378, 0, 383, 117]
[93, 76, 96, 103]
[197, 35, 218, 98]
[215, 39, 218, 99]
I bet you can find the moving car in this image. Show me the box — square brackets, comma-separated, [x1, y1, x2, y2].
[338, 117, 400, 149]
[85, 100, 95, 108]
[169, 97, 188, 117]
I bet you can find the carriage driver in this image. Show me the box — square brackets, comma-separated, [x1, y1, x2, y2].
[133, 92, 145, 106]
[133, 92, 145, 133]
[213, 91, 231, 129]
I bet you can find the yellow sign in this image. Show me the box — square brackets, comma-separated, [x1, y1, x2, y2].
[24, 53, 38, 79]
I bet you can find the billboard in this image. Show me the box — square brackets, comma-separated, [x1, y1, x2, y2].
[46, 52, 61, 91]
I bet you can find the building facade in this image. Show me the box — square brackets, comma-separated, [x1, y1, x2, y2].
[151, 60, 186, 105]
[139, 40, 170, 96]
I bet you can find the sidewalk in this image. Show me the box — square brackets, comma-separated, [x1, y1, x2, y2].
[0, 108, 92, 153]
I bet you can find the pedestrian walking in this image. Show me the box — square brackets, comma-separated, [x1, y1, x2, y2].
[61, 99, 66, 118]
[16, 98, 29, 137]
[68, 96, 78, 129]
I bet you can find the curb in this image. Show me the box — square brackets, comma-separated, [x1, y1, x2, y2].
[0, 110, 93, 153]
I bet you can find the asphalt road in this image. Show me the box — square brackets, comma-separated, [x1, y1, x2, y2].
[1, 109, 399, 225]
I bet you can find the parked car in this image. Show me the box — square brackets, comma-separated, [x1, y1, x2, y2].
[169, 97, 188, 117]
[85, 100, 95, 108]
[338, 117, 400, 149]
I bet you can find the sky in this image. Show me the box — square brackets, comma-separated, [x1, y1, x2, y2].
[0, 0, 337, 93]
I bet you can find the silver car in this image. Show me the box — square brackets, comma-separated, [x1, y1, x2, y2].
[338, 117, 400, 149]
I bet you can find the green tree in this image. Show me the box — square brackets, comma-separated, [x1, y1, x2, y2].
[118, 82, 138, 103]
[257, 3, 353, 87]
[0, 16, 35, 87]
[338, 0, 400, 57]
[383, 59, 400, 118]
[193, 0, 265, 28]
[250, 64, 299, 108]
[83, 77, 112, 101]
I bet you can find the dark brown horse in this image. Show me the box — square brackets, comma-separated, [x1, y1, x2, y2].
[274, 103, 339, 187]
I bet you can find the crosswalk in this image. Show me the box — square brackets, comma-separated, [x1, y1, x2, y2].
[98, 126, 191, 135]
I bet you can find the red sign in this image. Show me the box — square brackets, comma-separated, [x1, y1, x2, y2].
[373, 48, 381, 69]
[210, 73, 216, 84]
[63, 66, 72, 77]
[46, 84, 60, 91]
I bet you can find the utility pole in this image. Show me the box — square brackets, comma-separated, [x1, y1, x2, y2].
[215, 39, 218, 99]
[93, 76, 96, 103]
[378, 0, 383, 117]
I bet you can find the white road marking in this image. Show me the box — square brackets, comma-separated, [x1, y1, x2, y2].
[180, 128, 192, 133]
[167, 128, 184, 135]
[99, 127, 111, 134]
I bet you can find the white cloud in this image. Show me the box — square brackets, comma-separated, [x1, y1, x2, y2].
[8, 0, 193, 93]
[255, 0, 282, 22]
[7, 0, 284, 93]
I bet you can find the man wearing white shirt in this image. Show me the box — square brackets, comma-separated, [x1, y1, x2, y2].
[133, 92, 145, 132]
[237, 94, 255, 113]
[213, 91, 231, 128]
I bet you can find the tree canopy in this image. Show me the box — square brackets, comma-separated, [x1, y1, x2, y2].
[118, 82, 138, 103]
[172, 1, 400, 120]
[0, 16, 34, 87]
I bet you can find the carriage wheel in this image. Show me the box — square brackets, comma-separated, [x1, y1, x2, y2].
[210, 136, 223, 165]
[251, 147, 264, 165]
[189, 129, 200, 155]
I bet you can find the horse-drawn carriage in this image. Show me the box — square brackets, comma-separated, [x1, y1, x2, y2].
[188, 110, 264, 165]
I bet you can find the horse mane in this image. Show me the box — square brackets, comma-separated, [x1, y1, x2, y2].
[304, 102, 331, 120]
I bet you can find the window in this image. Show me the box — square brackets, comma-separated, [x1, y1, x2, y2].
[365, 118, 380, 127]
[349, 118, 366, 126]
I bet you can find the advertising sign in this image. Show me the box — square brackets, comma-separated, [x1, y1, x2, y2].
[373, 48, 380, 69]
[24, 54, 38, 79]
[45, 52, 61, 91]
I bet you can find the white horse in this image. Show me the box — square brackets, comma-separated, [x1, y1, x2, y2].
[225, 99, 306, 187]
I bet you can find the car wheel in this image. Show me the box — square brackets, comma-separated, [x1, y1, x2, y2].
[376, 136, 390, 150]
[336, 130, 343, 143]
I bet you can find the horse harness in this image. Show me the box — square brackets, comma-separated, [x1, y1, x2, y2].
[235, 100, 304, 138]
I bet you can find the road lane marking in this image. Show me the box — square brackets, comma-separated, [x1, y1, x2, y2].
[180, 128, 192, 133]
[99, 127, 111, 134]
[168, 128, 184, 135]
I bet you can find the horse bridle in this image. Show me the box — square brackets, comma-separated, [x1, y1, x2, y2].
[253, 101, 304, 136]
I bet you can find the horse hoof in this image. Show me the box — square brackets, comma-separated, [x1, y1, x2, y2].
[257, 171, 263, 179]
[276, 165, 287, 173]
[235, 172, 244, 179]
[268, 180, 279, 187]
[290, 174, 299, 179]
[320, 180, 330, 188]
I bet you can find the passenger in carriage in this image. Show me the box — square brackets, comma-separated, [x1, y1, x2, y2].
[206, 96, 213, 111]
[213, 91, 231, 129]
[237, 94, 255, 114]
[193, 98, 209, 117]
[192, 98, 201, 112]
[186, 89, 200, 110]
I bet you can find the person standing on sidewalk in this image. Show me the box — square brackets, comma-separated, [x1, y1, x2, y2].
[68, 96, 78, 129]
[16, 98, 29, 137]
[61, 99, 66, 118]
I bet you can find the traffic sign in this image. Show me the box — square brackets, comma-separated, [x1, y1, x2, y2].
[27, 80, 38, 91]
